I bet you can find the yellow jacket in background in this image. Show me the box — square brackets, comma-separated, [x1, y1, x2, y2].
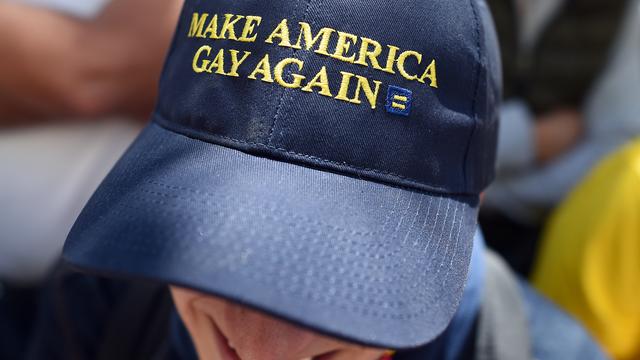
[532, 139, 640, 360]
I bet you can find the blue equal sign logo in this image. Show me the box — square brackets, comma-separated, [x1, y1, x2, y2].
[385, 85, 413, 117]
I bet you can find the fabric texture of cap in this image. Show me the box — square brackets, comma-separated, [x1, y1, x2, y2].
[63, 0, 501, 349]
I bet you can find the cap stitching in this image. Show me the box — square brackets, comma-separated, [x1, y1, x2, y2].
[126, 180, 472, 277]
[119, 190, 399, 274]
[90, 197, 470, 319]
[139, 184, 378, 237]
[435, 202, 460, 276]
[135, 186, 465, 278]
[442, 204, 470, 287]
[95, 197, 433, 297]
[267, 0, 315, 145]
[154, 114, 470, 195]
[253, 0, 306, 140]
[273, 0, 328, 147]
[143, 180, 427, 240]
[133, 181, 472, 277]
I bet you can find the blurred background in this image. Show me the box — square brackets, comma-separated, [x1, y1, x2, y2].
[0, 0, 638, 359]
[0, 0, 182, 357]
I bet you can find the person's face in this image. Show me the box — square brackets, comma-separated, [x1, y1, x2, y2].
[171, 287, 389, 360]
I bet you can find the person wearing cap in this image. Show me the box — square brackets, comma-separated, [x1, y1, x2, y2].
[27, 0, 606, 359]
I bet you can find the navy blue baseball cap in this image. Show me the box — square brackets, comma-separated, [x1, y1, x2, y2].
[63, 0, 501, 350]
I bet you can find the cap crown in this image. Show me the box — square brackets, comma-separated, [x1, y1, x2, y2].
[156, 0, 501, 194]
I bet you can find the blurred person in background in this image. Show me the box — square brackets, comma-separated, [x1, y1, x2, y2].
[0, 0, 182, 358]
[532, 138, 640, 360]
[480, 0, 640, 275]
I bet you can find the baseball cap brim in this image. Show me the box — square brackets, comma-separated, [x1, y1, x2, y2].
[63, 119, 479, 349]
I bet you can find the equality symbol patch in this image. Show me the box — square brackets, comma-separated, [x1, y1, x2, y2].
[385, 85, 412, 116]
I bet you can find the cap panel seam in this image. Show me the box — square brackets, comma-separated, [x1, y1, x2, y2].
[462, 0, 483, 190]
[153, 113, 475, 196]
[267, 0, 316, 145]
[271, 0, 327, 147]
